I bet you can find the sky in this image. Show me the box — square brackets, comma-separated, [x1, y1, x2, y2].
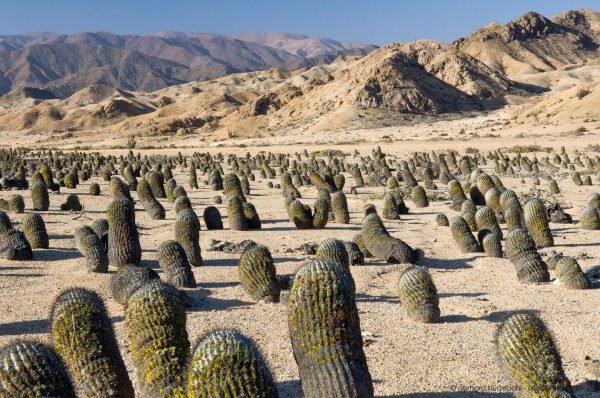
[1, 0, 598, 45]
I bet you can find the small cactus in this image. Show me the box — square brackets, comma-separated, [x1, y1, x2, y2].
[89, 183, 101, 196]
[174, 208, 202, 267]
[239, 245, 280, 303]
[475, 206, 503, 240]
[21, 213, 49, 249]
[50, 288, 134, 397]
[397, 266, 440, 323]
[8, 194, 25, 213]
[157, 240, 197, 288]
[31, 181, 50, 211]
[110, 265, 160, 305]
[0, 229, 32, 260]
[436, 213, 449, 226]
[312, 198, 329, 229]
[107, 198, 141, 267]
[202, 206, 223, 230]
[361, 214, 420, 263]
[554, 257, 591, 290]
[411, 185, 429, 208]
[497, 313, 573, 397]
[450, 216, 482, 253]
[60, 194, 83, 211]
[481, 232, 503, 258]
[331, 191, 350, 224]
[579, 206, 600, 230]
[524, 198, 554, 248]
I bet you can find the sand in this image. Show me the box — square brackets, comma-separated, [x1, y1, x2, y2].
[0, 141, 598, 397]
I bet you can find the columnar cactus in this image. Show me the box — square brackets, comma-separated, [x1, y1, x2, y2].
[174, 195, 192, 214]
[288, 261, 373, 398]
[497, 313, 573, 397]
[125, 281, 189, 397]
[110, 265, 160, 305]
[50, 288, 134, 397]
[524, 198, 554, 248]
[361, 214, 420, 263]
[289, 200, 313, 229]
[243, 202, 262, 230]
[0, 229, 32, 260]
[189, 167, 198, 189]
[109, 177, 132, 201]
[331, 191, 350, 224]
[316, 238, 350, 271]
[223, 173, 246, 200]
[554, 257, 591, 290]
[397, 266, 440, 323]
[187, 329, 278, 398]
[382, 192, 400, 220]
[60, 194, 83, 211]
[21, 213, 49, 249]
[202, 206, 223, 230]
[0, 341, 76, 397]
[505, 204, 525, 232]
[481, 232, 503, 258]
[352, 167, 364, 187]
[450, 216, 482, 253]
[309, 171, 337, 193]
[137, 179, 165, 220]
[227, 195, 248, 231]
[31, 180, 49, 211]
[580, 206, 600, 230]
[174, 208, 202, 267]
[107, 198, 142, 266]
[411, 185, 429, 208]
[74, 226, 108, 273]
[239, 245, 280, 303]
[312, 198, 329, 229]
[146, 171, 166, 198]
[334, 173, 345, 191]
[157, 240, 197, 288]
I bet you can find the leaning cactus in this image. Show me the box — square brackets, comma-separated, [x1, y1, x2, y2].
[109, 177, 132, 201]
[227, 195, 248, 231]
[331, 191, 350, 224]
[157, 240, 196, 288]
[289, 200, 313, 229]
[0, 340, 76, 397]
[524, 198, 554, 248]
[288, 261, 373, 398]
[554, 257, 591, 290]
[146, 171, 166, 198]
[475, 206, 503, 240]
[187, 329, 278, 398]
[21, 212, 49, 249]
[397, 266, 440, 323]
[580, 206, 600, 230]
[312, 198, 329, 229]
[481, 232, 503, 258]
[0, 229, 32, 260]
[361, 214, 420, 264]
[50, 288, 134, 397]
[497, 313, 573, 397]
[31, 181, 50, 211]
[125, 281, 189, 398]
[344, 240, 365, 265]
[243, 202, 261, 230]
[107, 198, 142, 266]
[110, 265, 160, 305]
[448, 180, 467, 211]
[137, 179, 165, 220]
[239, 245, 280, 303]
[505, 229, 549, 284]
[174, 208, 202, 267]
[450, 216, 482, 253]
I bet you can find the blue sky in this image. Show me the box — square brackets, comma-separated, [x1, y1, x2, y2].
[2, 1, 598, 44]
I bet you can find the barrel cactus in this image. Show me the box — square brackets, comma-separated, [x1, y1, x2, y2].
[397, 266, 440, 323]
[411, 185, 429, 208]
[580, 206, 600, 230]
[31, 180, 49, 211]
[243, 202, 261, 230]
[361, 214, 420, 263]
[21, 212, 49, 249]
[554, 257, 591, 290]
[344, 240, 365, 265]
[137, 179, 165, 220]
[312, 198, 329, 229]
[227, 195, 248, 231]
[202, 206, 223, 230]
[0, 229, 32, 260]
[89, 183, 101, 196]
[475, 206, 503, 239]
[60, 194, 83, 211]
[331, 191, 350, 224]
[174, 208, 202, 267]
[110, 265, 160, 305]
[450, 216, 482, 253]
[239, 245, 280, 303]
[8, 194, 25, 213]
[107, 198, 142, 266]
[524, 198, 554, 248]
[157, 240, 197, 288]
[289, 200, 313, 229]
[316, 238, 350, 271]
[436, 214, 449, 226]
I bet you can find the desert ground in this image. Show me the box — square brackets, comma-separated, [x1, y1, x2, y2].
[0, 114, 598, 397]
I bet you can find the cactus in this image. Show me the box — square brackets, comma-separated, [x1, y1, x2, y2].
[202, 206, 223, 230]
[223, 173, 245, 200]
[74, 226, 109, 272]
[125, 281, 189, 398]
[476, 173, 495, 195]
[227, 195, 248, 231]
[123, 164, 138, 191]
[243, 202, 262, 230]
[137, 179, 165, 220]
[505, 229, 550, 284]
[316, 238, 350, 271]
[157, 240, 197, 288]
[8, 194, 24, 213]
[333, 173, 345, 191]
[312, 198, 329, 229]
[289, 200, 313, 229]
[107, 198, 141, 267]
[174, 195, 192, 214]
[524, 198, 554, 248]
[21, 213, 49, 249]
[361, 214, 420, 263]
[436, 214, 449, 226]
[50, 288, 134, 397]
[31, 181, 49, 211]
[497, 313, 573, 397]
[91, 218, 109, 251]
[344, 240, 365, 265]
[165, 179, 177, 202]
[331, 191, 350, 224]
[288, 261, 373, 398]
[110, 265, 160, 305]
[239, 245, 280, 303]
[146, 171, 166, 198]
[60, 194, 83, 211]
[579, 206, 600, 230]
[411, 186, 429, 208]
[189, 167, 198, 189]
[571, 172, 583, 186]
[548, 179, 560, 194]
[450, 216, 482, 253]
[89, 183, 101, 196]
[382, 192, 400, 220]
[505, 204, 525, 232]
[352, 167, 364, 187]
[309, 171, 336, 193]
[187, 329, 278, 398]
[109, 177, 132, 201]
[0, 211, 12, 233]
[172, 186, 187, 202]
[481, 232, 503, 258]
[0, 340, 76, 397]
[475, 206, 503, 239]
[554, 257, 591, 290]
[352, 233, 372, 258]
[397, 266, 440, 323]
[174, 208, 202, 267]
[0, 229, 32, 260]
[448, 180, 467, 211]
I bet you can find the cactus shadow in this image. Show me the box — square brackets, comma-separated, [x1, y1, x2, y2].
[276, 379, 302, 395]
[443, 309, 541, 324]
[383, 393, 512, 397]
[0, 319, 48, 336]
[356, 293, 400, 304]
[185, 288, 253, 312]
[34, 248, 81, 261]
[424, 256, 477, 270]
[50, 234, 73, 240]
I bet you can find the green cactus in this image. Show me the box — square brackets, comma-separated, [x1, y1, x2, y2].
[352, 233, 372, 258]
[174, 195, 193, 214]
[580, 206, 600, 230]
[450, 216, 482, 253]
[109, 177, 132, 201]
[548, 179, 560, 194]
[448, 180, 467, 211]
[123, 164, 137, 191]
[89, 183, 101, 196]
[172, 186, 187, 203]
[475, 206, 503, 239]
[146, 171, 166, 198]
[239, 245, 280, 303]
[187, 329, 278, 398]
[227, 195, 248, 231]
[64, 172, 77, 189]
[334, 173, 345, 191]
[223, 173, 246, 200]
[110, 265, 160, 305]
[352, 167, 365, 187]
[202, 206, 223, 230]
[312, 198, 329, 229]
[476, 173, 495, 195]
[288, 260, 373, 398]
[0, 340, 76, 397]
[497, 313, 573, 397]
[91, 218, 109, 250]
[157, 240, 197, 288]
[21, 213, 49, 249]
[436, 214, 449, 226]
[512, 253, 550, 284]
[8, 194, 24, 213]
[316, 238, 350, 271]
[331, 191, 350, 224]
[343, 240, 365, 265]
[480, 231, 503, 258]
[362, 214, 420, 263]
[0, 229, 32, 260]
[74, 226, 109, 272]
[50, 288, 134, 397]
[166, 179, 177, 202]
[243, 202, 262, 230]
[289, 200, 313, 229]
[382, 192, 400, 220]
[524, 198, 554, 248]
[137, 179, 166, 220]
[571, 172, 583, 186]
[281, 172, 301, 198]
[397, 266, 440, 323]
[505, 204, 525, 232]
[60, 194, 83, 211]
[31, 181, 49, 211]
[505, 229, 541, 264]
[174, 208, 202, 267]
[107, 198, 141, 267]
[309, 171, 337, 193]
[0, 211, 12, 233]
[554, 257, 591, 290]
[411, 185, 429, 208]
[189, 167, 198, 189]
[125, 281, 189, 398]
